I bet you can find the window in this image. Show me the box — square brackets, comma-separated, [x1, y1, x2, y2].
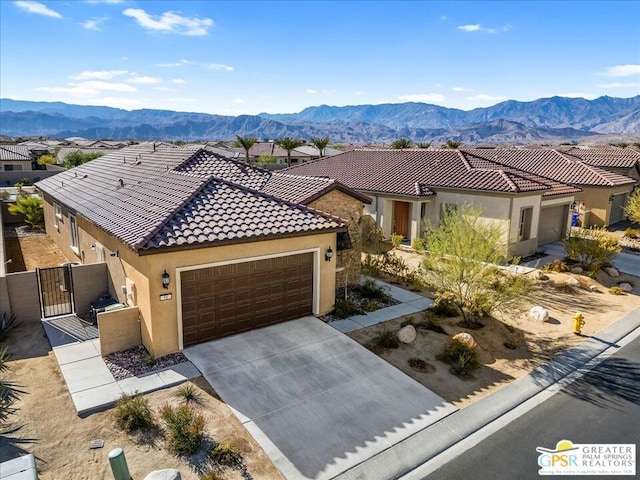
[519, 207, 533, 241]
[337, 231, 352, 251]
[3, 164, 23, 171]
[54, 203, 61, 230]
[69, 214, 79, 254]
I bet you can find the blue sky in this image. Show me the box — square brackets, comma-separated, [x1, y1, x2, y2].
[1, 0, 639, 115]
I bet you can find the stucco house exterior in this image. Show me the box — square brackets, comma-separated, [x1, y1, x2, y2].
[561, 147, 640, 185]
[36, 146, 369, 356]
[0, 144, 32, 172]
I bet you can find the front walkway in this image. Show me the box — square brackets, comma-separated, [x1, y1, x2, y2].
[42, 315, 199, 417]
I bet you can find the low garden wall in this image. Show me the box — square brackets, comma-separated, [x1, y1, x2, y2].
[98, 306, 141, 356]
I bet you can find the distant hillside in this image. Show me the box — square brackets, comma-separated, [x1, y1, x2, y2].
[1, 96, 639, 144]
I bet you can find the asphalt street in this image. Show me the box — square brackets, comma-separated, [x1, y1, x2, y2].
[427, 333, 640, 480]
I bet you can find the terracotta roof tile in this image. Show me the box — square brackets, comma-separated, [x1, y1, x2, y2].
[561, 147, 640, 169]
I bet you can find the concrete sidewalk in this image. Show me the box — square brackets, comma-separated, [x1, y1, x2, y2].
[335, 306, 640, 480]
[43, 317, 199, 417]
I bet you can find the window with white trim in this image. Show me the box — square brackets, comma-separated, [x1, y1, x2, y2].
[519, 207, 533, 241]
[54, 203, 61, 230]
[69, 214, 79, 254]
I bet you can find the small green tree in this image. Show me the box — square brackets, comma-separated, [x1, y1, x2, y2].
[256, 154, 278, 165]
[443, 140, 462, 149]
[417, 142, 432, 149]
[624, 189, 640, 223]
[310, 136, 330, 157]
[422, 204, 532, 327]
[565, 227, 621, 273]
[64, 151, 104, 168]
[8, 196, 43, 228]
[274, 137, 305, 167]
[37, 154, 57, 166]
[234, 135, 258, 164]
[391, 138, 413, 149]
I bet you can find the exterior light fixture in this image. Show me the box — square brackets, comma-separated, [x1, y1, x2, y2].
[162, 270, 170, 289]
[325, 247, 333, 262]
[609, 194, 615, 203]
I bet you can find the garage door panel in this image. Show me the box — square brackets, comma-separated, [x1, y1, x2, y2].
[538, 205, 568, 245]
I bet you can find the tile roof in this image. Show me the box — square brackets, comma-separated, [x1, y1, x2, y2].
[561, 147, 640, 169]
[36, 147, 346, 253]
[285, 149, 579, 197]
[462, 148, 635, 187]
[0, 144, 31, 161]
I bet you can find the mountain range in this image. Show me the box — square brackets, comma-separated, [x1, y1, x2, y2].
[1, 96, 639, 144]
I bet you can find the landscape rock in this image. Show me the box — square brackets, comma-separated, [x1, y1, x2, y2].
[570, 266, 583, 274]
[535, 271, 549, 280]
[529, 306, 550, 322]
[567, 277, 580, 287]
[397, 325, 417, 344]
[589, 285, 599, 292]
[606, 267, 620, 278]
[619, 283, 633, 292]
[144, 470, 182, 480]
[452, 332, 478, 348]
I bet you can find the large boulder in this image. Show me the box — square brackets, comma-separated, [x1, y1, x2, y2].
[452, 332, 478, 348]
[144, 470, 182, 480]
[606, 267, 620, 278]
[567, 277, 580, 287]
[529, 306, 549, 322]
[397, 325, 417, 344]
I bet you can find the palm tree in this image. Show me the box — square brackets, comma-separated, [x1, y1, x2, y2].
[275, 137, 305, 167]
[310, 136, 330, 158]
[8, 196, 43, 228]
[234, 135, 258, 164]
[443, 140, 462, 149]
[417, 142, 431, 149]
[391, 138, 413, 149]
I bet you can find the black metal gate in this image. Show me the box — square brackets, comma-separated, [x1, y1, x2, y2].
[37, 264, 75, 318]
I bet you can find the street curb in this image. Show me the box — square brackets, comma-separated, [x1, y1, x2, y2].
[334, 306, 640, 480]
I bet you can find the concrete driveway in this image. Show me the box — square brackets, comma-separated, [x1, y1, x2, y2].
[184, 316, 456, 480]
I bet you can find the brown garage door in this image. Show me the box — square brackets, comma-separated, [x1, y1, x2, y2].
[181, 253, 314, 347]
[538, 205, 568, 245]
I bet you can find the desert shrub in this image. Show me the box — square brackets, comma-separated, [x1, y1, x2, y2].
[0, 348, 23, 424]
[360, 299, 380, 312]
[159, 403, 206, 456]
[412, 237, 426, 252]
[0, 312, 20, 342]
[361, 217, 384, 250]
[553, 281, 577, 294]
[608, 286, 624, 295]
[333, 298, 360, 319]
[144, 353, 156, 367]
[400, 315, 416, 328]
[391, 232, 404, 248]
[200, 471, 224, 480]
[624, 228, 640, 239]
[565, 227, 621, 273]
[541, 259, 568, 273]
[362, 253, 383, 276]
[208, 442, 242, 467]
[358, 278, 392, 302]
[430, 296, 459, 317]
[372, 324, 400, 349]
[417, 311, 447, 334]
[436, 339, 480, 376]
[114, 393, 154, 433]
[577, 277, 593, 289]
[173, 382, 201, 405]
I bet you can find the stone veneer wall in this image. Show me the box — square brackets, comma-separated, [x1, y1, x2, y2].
[308, 189, 364, 286]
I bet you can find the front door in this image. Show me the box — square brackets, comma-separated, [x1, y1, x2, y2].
[393, 201, 410, 238]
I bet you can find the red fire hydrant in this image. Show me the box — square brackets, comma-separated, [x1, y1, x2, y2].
[573, 312, 585, 335]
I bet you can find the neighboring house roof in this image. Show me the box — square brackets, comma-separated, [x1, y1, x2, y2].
[0, 135, 15, 143]
[19, 141, 50, 151]
[0, 144, 31, 161]
[285, 149, 580, 197]
[561, 147, 640, 169]
[292, 145, 343, 157]
[462, 148, 635, 187]
[36, 147, 346, 253]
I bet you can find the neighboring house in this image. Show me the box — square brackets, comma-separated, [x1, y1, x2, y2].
[36, 146, 369, 356]
[19, 141, 51, 164]
[464, 148, 636, 227]
[294, 145, 344, 160]
[56, 147, 109, 165]
[561, 147, 640, 184]
[286, 148, 584, 257]
[0, 144, 32, 172]
[228, 141, 325, 165]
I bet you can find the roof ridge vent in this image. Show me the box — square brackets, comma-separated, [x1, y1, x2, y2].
[117, 178, 124, 188]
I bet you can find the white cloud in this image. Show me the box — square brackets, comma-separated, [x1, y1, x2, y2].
[123, 8, 213, 36]
[452, 86, 473, 92]
[172, 78, 186, 84]
[36, 85, 99, 96]
[440, 15, 447, 21]
[598, 81, 640, 88]
[397, 93, 446, 103]
[233, 98, 245, 104]
[14, 1, 62, 18]
[158, 62, 183, 68]
[72, 70, 128, 80]
[457, 23, 510, 34]
[305, 88, 335, 95]
[76, 81, 137, 92]
[207, 63, 234, 71]
[601, 65, 640, 77]
[457, 24, 481, 32]
[153, 87, 176, 92]
[81, 17, 108, 31]
[305, 89, 319, 94]
[467, 94, 506, 101]
[128, 75, 162, 84]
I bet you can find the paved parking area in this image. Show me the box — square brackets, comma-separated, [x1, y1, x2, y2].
[184, 317, 456, 480]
